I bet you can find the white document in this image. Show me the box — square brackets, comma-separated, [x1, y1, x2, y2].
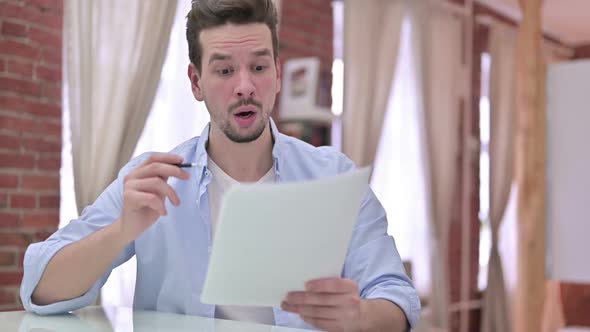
[201, 167, 371, 307]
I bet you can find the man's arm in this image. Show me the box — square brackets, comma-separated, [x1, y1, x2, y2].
[360, 299, 409, 332]
[30, 154, 190, 306]
[32, 219, 129, 305]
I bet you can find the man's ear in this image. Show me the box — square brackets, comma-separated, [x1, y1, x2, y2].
[188, 63, 204, 101]
[275, 58, 282, 94]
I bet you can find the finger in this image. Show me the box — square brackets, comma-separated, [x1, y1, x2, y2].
[126, 178, 181, 206]
[281, 302, 342, 320]
[281, 301, 299, 313]
[139, 153, 184, 167]
[285, 291, 360, 307]
[305, 278, 358, 293]
[125, 191, 167, 216]
[131, 162, 190, 181]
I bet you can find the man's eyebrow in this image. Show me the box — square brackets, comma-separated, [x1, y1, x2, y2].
[252, 49, 272, 57]
[208, 53, 231, 65]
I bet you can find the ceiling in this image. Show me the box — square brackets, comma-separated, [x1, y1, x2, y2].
[476, 0, 590, 47]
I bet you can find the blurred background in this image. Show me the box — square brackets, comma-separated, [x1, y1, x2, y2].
[1, 0, 589, 331]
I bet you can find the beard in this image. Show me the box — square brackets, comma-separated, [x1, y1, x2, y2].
[217, 97, 269, 143]
[222, 116, 267, 143]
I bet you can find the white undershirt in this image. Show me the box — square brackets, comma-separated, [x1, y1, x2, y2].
[207, 157, 276, 325]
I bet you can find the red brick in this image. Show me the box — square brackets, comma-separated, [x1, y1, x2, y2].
[0, 232, 33, 247]
[0, 97, 61, 117]
[0, 77, 41, 97]
[9, 194, 36, 209]
[35, 65, 61, 82]
[0, 3, 42, 22]
[34, 120, 61, 137]
[0, 251, 16, 266]
[0, 95, 26, 111]
[0, 59, 5, 72]
[1, 21, 27, 38]
[23, 212, 59, 229]
[39, 194, 59, 208]
[29, 27, 62, 49]
[0, 194, 6, 209]
[0, 152, 35, 169]
[0, 135, 20, 150]
[37, 156, 60, 170]
[17, 251, 25, 267]
[41, 83, 61, 100]
[28, 0, 64, 12]
[0, 288, 16, 306]
[33, 230, 54, 242]
[0, 174, 18, 189]
[40, 46, 61, 65]
[29, 0, 54, 8]
[22, 175, 59, 190]
[0, 115, 35, 133]
[0, 212, 20, 228]
[0, 40, 40, 60]
[21, 137, 61, 153]
[6, 60, 34, 78]
[27, 101, 61, 117]
[36, 13, 63, 30]
[0, 272, 24, 286]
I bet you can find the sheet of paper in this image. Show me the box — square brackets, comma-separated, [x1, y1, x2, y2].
[201, 167, 371, 306]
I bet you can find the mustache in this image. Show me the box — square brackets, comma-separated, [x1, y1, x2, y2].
[228, 98, 263, 112]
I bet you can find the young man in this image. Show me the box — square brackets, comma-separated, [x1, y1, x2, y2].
[20, 1, 420, 330]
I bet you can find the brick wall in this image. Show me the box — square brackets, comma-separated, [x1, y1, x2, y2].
[278, 0, 333, 109]
[0, 0, 63, 311]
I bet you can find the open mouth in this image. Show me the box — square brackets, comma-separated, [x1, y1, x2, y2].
[235, 111, 255, 118]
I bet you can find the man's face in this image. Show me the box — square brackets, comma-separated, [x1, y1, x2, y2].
[189, 23, 281, 143]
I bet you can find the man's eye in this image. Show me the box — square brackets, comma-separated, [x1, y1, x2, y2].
[217, 68, 233, 76]
[253, 65, 266, 72]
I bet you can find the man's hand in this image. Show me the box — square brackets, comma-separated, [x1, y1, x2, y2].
[118, 153, 190, 242]
[281, 278, 364, 332]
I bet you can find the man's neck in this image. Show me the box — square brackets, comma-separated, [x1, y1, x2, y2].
[206, 125, 274, 182]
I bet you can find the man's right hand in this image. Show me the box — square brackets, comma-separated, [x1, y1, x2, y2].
[117, 153, 191, 242]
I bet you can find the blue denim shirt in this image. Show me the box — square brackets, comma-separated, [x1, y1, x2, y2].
[21, 119, 420, 329]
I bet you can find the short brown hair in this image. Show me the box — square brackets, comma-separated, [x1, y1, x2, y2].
[186, 0, 279, 73]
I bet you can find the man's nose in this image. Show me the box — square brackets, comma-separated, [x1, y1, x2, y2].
[234, 70, 255, 98]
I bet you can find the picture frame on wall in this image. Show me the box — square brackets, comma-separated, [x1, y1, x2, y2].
[279, 57, 321, 117]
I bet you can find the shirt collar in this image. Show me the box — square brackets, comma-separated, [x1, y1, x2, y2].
[194, 117, 283, 182]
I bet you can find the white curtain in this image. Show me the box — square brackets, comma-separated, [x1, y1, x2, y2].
[100, 0, 211, 309]
[481, 22, 517, 332]
[411, 2, 464, 329]
[65, 0, 178, 214]
[371, 17, 431, 297]
[342, 0, 406, 167]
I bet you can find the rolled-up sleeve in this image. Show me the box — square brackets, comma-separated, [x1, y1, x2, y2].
[20, 156, 148, 314]
[343, 188, 421, 329]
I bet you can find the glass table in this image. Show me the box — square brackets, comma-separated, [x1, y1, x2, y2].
[0, 305, 312, 332]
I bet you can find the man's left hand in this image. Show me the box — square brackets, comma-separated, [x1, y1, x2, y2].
[281, 277, 364, 332]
